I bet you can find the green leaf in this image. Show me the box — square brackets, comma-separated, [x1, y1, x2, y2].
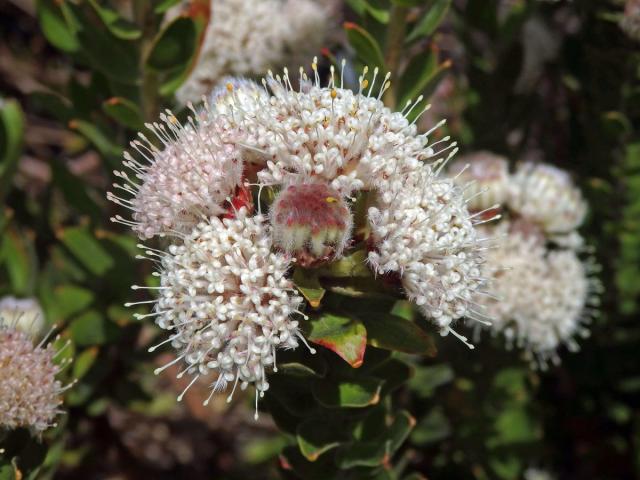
[58, 227, 114, 276]
[297, 418, 342, 461]
[50, 161, 102, 220]
[319, 249, 371, 278]
[102, 97, 144, 130]
[307, 313, 367, 368]
[344, 22, 386, 70]
[293, 268, 326, 308]
[489, 455, 522, 480]
[406, 0, 451, 43]
[410, 407, 451, 445]
[88, 0, 142, 40]
[408, 363, 454, 398]
[0, 99, 25, 202]
[359, 312, 436, 355]
[276, 349, 327, 378]
[487, 407, 540, 447]
[347, 0, 390, 23]
[155, 0, 183, 14]
[398, 48, 438, 104]
[51, 285, 95, 321]
[75, 12, 139, 84]
[36, 0, 79, 52]
[335, 441, 387, 469]
[370, 358, 413, 395]
[73, 347, 99, 379]
[69, 311, 112, 346]
[312, 377, 382, 408]
[68, 119, 122, 159]
[0, 229, 33, 295]
[146, 17, 197, 71]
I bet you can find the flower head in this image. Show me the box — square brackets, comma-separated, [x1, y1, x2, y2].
[0, 296, 45, 337]
[0, 322, 70, 433]
[448, 151, 510, 212]
[108, 109, 245, 239]
[509, 162, 587, 234]
[477, 221, 598, 367]
[368, 167, 490, 347]
[227, 62, 490, 343]
[270, 182, 352, 266]
[134, 209, 308, 418]
[620, 0, 640, 41]
[175, 0, 328, 105]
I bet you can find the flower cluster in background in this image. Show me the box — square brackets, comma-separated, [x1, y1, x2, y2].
[175, 0, 329, 104]
[450, 154, 599, 367]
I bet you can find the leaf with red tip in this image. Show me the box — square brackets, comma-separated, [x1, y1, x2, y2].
[343, 22, 385, 71]
[307, 313, 367, 368]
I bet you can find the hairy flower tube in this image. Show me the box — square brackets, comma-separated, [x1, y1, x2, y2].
[476, 221, 599, 367]
[0, 321, 71, 433]
[131, 210, 310, 417]
[175, 0, 328, 104]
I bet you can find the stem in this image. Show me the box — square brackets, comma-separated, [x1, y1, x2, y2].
[383, 5, 409, 109]
[135, 1, 159, 123]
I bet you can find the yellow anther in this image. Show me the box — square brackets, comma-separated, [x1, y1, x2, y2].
[226, 82, 234, 92]
[325, 196, 338, 203]
[330, 89, 337, 99]
[361, 79, 369, 89]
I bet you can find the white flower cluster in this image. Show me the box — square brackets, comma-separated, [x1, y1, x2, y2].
[135, 211, 306, 417]
[479, 222, 597, 367]
[368, 168, 487, 346]
[108, 110, 243, 240]
[451, 154, 598, 367]
[509, 162, 587, 234]
[233, 63, 488, 342]
[112, 61, 490, 410]
[620, 0, 640, 41]
[448, 151, 510, 211]
[0, 296, 45, 337]
[0, 317, 70, 433]
[242, 66, 427, 196]
[176, 0, 328, 104]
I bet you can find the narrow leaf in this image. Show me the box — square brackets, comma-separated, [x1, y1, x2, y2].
[344, 22, 386, 70]
[102, 97, 144, 130]
[406, 0, 452, 42]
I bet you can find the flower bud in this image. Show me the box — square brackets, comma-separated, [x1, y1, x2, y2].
[270, 182, 352, 267]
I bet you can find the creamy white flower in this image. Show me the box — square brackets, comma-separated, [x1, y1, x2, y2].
[239, 64, 443, 197]
[448, 151, 510, 212]
[209, 77, 270, 117]
[132, 209, 309, 417]
[477, 221, 598, 367]
[0, 296, 45, 337]
[509, 162, 587, 234]
[620, 0, 640, 41]
[0, 322, 70, 433]
[368, 166, 491, 346]
[176, 0, 328, 104]
[524, 468, 556, 480]
[108, 107, 244, 240]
